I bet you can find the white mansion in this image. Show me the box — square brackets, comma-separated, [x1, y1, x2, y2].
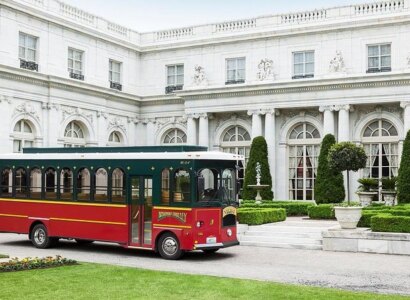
[0, 0, 409, 201]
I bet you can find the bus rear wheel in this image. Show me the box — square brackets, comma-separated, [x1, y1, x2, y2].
[158, 233, 184, 260]
[31, 224, 57, 249]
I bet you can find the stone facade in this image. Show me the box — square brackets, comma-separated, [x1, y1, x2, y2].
[1, 0, 410, 200]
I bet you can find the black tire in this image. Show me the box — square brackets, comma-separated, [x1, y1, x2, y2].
[158, 233, 184, 260]
[202, 248, 219, 254]
[75, 239, 94, 245]
[31, 224, 56, 249]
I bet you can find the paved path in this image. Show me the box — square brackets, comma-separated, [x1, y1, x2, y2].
[1, 233, 410, 296]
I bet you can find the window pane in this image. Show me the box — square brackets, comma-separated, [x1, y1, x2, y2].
[294, 64, 303, 75]
[19, 34, 25, 47]
[368, 46, 379, 56]
[19, 47, 25, 59]
[68, 49, 73, 59]
[74, 51, 82, 60]
[167, 75, 175, 85]
[27, 36, 36, 49]
[237, 58, 245, 69]
[176, 74, 184, 85]
[237, 69, 245, 80]
[176, 65, 184, 74]
[167, 66, 175, 76]
[227, 70, 236, 81]
[368, 57, 379, 68]
[305, 63, 314, 74]
[381, 44, 391, 55]
[23, 122, 32, 133]
[227, 59, 236, 70]
[305, 52, 314, 62]
[294, 53, 304, 64]
[381, 56, 391, 68]
[27, 49, 36, 62]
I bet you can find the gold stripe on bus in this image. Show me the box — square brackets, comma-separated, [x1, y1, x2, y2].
[0, 198, 126, 208]
[153, 206, 192, 211]
[0, 213, 27, 218]
[153, 223, 192, 229]
[50, 217, 126, 226]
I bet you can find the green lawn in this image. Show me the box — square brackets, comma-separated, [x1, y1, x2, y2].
[0, 263, 408, 300]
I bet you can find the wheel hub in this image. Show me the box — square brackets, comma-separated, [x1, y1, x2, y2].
[162, 237, 177, 255]
[34, 228, 45, 245]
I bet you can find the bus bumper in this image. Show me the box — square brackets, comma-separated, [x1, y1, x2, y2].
[194, 240, 239, 250]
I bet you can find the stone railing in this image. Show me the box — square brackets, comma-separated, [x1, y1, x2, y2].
[281, 9, 327, 23]
[59, 2, 95, 25]
[107, 22, 129, 37]
[354, 0, 405, 15]
[214, 19, 256, 32]
[156, 27, 194, 40]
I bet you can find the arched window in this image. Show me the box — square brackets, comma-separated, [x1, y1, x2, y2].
[64, 121, 86, 148]
[94, 168, 108, 202]
[112, 168, 125, 203]
[163, 128, 187, 144]
[161, 168, 170, 204]
[44, 168, 57, 199]
[1, 168, 12, 197]
[13, 119, 35, 153]
[288, 122, 321, 201]
[15, 168, 27, 198]
[60, 168, 73, 200]
[108, 131, 122, 146]
[197, 168, 219, 202]
[76, 168, 90, 201]
[362, 119, 399, 180]
[30, 168, 41, 199]
[173, 168, 190, 203]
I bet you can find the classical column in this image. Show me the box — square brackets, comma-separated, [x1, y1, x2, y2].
[46, 104, 60, 147]
[186, 114, 197, 145]
[401, 101, 410, 134]
[145, 119, 156, 146]
[248, 110, 263, 138]
[127, 116, 138, 146]
[97, 111, 108, 146]
[319, 106, 335, 136]
[198, 113, 209, 148]
[264, 109, 276, 197]
[337, 105, 351, 142]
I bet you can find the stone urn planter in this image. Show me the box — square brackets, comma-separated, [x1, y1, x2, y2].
[334, 206, 363, 229]
[356, 191, 377, 207]
[382, 191, 397, 206]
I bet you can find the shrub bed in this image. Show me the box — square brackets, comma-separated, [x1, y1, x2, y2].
[0, 256, 77, 272]
[358, 208, 410, 227]
[308, 204, 335, 220]
[240, 201, 314, 216]
[371, 215, 410, 233]
[237, 208, 286, 225]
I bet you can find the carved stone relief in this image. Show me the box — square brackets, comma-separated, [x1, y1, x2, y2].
[256, 59, 274, 81]
[329, 51, 346, 73]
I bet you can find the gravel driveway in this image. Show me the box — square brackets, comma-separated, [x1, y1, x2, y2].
[1, 233, 410, 296]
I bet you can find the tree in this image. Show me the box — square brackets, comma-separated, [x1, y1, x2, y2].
[242, 136, 273, 200]
[328, 142, 367, 205]
[397, 130, 410, 204]
[314, 134, 345, 204]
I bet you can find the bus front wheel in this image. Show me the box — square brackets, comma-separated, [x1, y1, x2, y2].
[158, 233, 184, 260]
[31, 224, 58, 249]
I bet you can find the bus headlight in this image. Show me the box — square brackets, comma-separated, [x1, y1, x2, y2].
[227, 229, 232, 237]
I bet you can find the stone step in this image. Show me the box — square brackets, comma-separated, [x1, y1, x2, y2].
[240, 240, 323, 250]
[247, 226, 326, 234]
[243, 230, 322, 239]
[262, 221, 338, 228]
[240, 235, 322, 245]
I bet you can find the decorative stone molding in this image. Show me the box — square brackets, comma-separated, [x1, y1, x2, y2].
[13, 102, 40, 121]
[329, 51, 346, 73]
[400, 101, 410, 109]
[247, 109, 264, 116]
[108, 117, 126, 132]
[61, 106, 93, 124]
[261, 108, 276, 115]
[256, 59, 274, 81]
[354, 105, 403, 127]
[41, 102, 60, 111]
[0, 95, 12, 104]
[334, 104, 353, 112]
[192, 65, 207, 86]
[97, 110, 108, 119]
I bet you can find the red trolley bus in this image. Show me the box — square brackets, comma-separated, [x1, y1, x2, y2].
[0, 146, 241, 259]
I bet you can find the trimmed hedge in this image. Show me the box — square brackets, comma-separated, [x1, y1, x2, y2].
[371, 215, 410, 233]
[308, 204, 336, 220]
[237, 208, 286, 225]
[358, 208, 410, 227]
[240, 201, 314, 216]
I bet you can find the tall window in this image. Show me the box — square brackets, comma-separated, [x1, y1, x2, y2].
[109, 60, 122, 91]
[44, 168, 57, 199]
[94, 168, 108, 202]
[1, 169, 12, 197]
[362, 119, 399, 180]
[77, 168, 90, 201]
[166, 64, 184, 93]
[68, 48, 84, 80]
[13, 120, 35, 153]
[108, 131, 122, 146]
[163, 128, 187, 144]
[288, 122, 321, 200]
[64, 121, 86, 148]
[30, 168, 41, 199]
[161, 169, 170, 204]
[367, 44, 391, 73]
[15, 168, 28, 198]
[293, 51, 314, 79]
[226, 57, 245, 84]
[60, 168, 73, 200]
[112, 168, 125, 203]
[19, 32, 38, 71]
[173, 169, 190, 203]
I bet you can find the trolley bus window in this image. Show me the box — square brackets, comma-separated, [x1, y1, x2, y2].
[222, 169, 236, 204]
[173, 169, 190, 203]
[30, 168, 41, 199]
[60, 168, 73, 200]
[94, 168, 108, 202]
[77, 168, 90, 201]
[15, 168, 27, 198]
[111, 168, 125, 203]
[1, 168, 12, 197]
[161, 169, 170, 204]
[44, 168, 57, 200]
[197, 168, 219, 202]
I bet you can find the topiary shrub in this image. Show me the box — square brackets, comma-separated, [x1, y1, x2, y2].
[237, 208, 286, 225]
[328, 142, 367, 205]
[314, 134, 345, 204]
[397, 130, 410, 204]
[242, 136, 273, 200]
[308, 204, 336, 219]
[371, 215, 410, 233]
[239, 201, 314, 216]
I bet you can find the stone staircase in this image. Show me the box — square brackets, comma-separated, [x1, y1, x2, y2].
[238, 217, 338, 250]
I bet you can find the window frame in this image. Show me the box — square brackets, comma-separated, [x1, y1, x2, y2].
[366, 43, 391, 73]
[68, 48, 84, 78]
[225, 57, 246, 85]
[292, 50, 315, 79]
[19, 32, 38, 63]
[166, 64, 184, 93]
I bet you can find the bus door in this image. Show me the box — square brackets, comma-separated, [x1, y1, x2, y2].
[129, 176, 153, 248]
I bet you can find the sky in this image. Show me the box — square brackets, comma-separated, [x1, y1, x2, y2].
[63, 0, 363, 32]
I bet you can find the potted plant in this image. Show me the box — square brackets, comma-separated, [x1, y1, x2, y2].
[328, 142, 367, 229]
[381, 177, 397, 206]
[357, 178, 378, 207]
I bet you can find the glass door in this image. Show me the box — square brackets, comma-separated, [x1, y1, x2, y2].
[129, 176, 153, 247]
